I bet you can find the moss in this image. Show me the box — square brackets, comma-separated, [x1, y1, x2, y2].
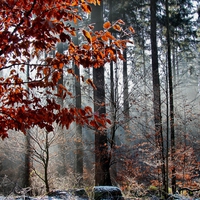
[148, 185, 158, 191]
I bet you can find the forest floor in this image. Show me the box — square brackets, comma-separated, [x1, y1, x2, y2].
[0, 196, 199, 200]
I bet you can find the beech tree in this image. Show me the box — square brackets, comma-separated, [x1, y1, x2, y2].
[0, 0, 134, 139]
[150, 0, 167, 196]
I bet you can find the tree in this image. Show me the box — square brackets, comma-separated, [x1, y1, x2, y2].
[27, 128, 55, 193]
[26, 126, 79, 194]
[73, 30, 83, 186]
[0, 0, 132, 139]
[157, 0, 198, 194]
[165, 0, 176, 194]
[91, 2, 112, 186]
[150, 0, 167, 196]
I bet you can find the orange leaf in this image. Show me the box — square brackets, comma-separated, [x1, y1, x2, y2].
[52, 71, 61, 84]
[86, 78, 97, 89]
[43, 67, 50, 75]
[113, 24, 122, 32]
[82, 30, 92, 43]
[82, 44, 91, 50]
[105, 31, 115, 40]
[67, 68, 75, 75]
[129, 26, 135, 34]
[103, 21, 111, 29]
[81, 3, 92, 13]
[87, 0, 96, 3]
[101, 35, 108, 41]
[117, 19, 125, 25]
[114, 41, 121, 48]
[59, 63, 64, 69]
[97, 0, 101, 5]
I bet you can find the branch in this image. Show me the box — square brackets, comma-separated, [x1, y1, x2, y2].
[32, 168, 45, 183]
[0, 63, 50, 72]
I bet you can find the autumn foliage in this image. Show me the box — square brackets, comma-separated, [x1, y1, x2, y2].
[0, 0, 134, 139]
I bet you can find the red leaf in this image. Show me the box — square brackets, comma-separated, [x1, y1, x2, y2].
[60, 32, 71, 42]
[84, 106, 92, 113]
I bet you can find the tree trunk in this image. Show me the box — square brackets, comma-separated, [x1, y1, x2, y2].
[91, 3, 112, 186]
[74, 31, 83, 185]
[123, 49, 130, 129]
[24, 62, 32, 188]
[57, 43, 66, 176]
[24, 131, 32, 188]
[165, 0, 176, 194]
[150, 0, 167, 197]
[44, 131, 50, 193]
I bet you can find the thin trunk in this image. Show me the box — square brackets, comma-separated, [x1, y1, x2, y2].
[57, 43, 64, 107]
[57, 43, 66, 176]
[150, 0, 167, 197]
[109, 0, 116, 149]
[165, 0, 176, 194]
[74, 32, 83, 184]
[24, 62, 32, 188]
[166, 53, 169, 195]
[44, 131, 49, 193]
[142, 33, 148, 135]
[123, 49, 130, 125]
[72, 27, 83, 185]
[108, 0, 117, 179]
[110, 60, 117, 168]
[25, 131, 31, 188]
[122, 0, 129, 129]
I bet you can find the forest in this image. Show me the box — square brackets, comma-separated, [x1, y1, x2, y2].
[0, 0, 200, 199]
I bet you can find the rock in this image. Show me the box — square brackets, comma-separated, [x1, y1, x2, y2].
[48, 190, 72, 199]
[92, 186, 124, 200]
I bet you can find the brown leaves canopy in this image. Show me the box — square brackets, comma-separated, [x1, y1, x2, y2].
[0, 0, 133, 139]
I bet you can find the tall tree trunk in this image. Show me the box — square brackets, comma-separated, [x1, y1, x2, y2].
[74, 33, 83, 185]
[108, 0, 118, 180]
[44, 131, 50, 193]
[24, 131, 31, 188]
[165, 53, 169, 195]
[91, 3, 112, 186]
[121, 0, 130, 135]
[150, 0, 167, 197]
[24, 62, 32, 188]
[74, 71, 83, 185]
[165, 0, 176, 194]
[57, 43, 66, 176]
[123, 49, 130, 134]
[141, 20, 148, 136]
